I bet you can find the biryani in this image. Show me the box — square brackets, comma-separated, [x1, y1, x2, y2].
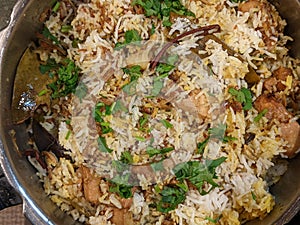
[15, 0, 300, 224]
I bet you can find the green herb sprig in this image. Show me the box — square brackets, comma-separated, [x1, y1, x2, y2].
[115, 29, 142, 50]
[111, 99, 128, 114]
[150, 54, 178, 96]
[228, 87, 253, 110]
[42, 58, 80, 99]
[160, 119, 173, 129]
[97, 136, 113, 153]
[173, 157, 226, 195]
[157, 157, 226, 213]
[122, 65, 143, 95]
[146, 146, 174, 157]
[75, 82, 88, 101]
[196, 124, 237, 154]
[93, 102, 113, 134]
[151, 160, 164, 171]
[120, 151, 134, 164]
[109, 174, 133, 198]
[157, 182, 188, 212]
[205, 215, 222, 223]
[42, 27, 60, 45]
[197, 138, 209, 154]
[209, 123, 237, 143]
[133, 0, 195, 27]
[254, 109, 268, 123]
[52, 1, 60, 13]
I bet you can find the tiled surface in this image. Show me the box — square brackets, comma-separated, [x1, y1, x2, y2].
[0, 205, 26, 225]
[0, 166, 24, 224]
[0, 166, 22, 209]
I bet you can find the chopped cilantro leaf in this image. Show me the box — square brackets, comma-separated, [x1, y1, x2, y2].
[205, 215, 222, 223]
[254, 109, 268, 123]
[150, 137, 155, 145]
[93, 102, 105, 123]
[208, 123, 236, 143]
[122, 65, 143, 95]
[39, 58, 59, 74]
[93, 102, 113, 134]
[155, 54, 178, 76]
[48, 59, 80, 99]
[74, 82, 88, 101]
[223, 136, 238, 143]
[111, 99, 128, 114]
[149, 55, 178, 96]
[112, 160, 129, 173]
[138, 114, 152, 132]
[115, 29, 142, 50]
[205, 157, 227, 175]
[157, 182, 188, 213]
[228, 87, 252, 110]
[242, 88, 253, 110]
[173, 157, 226, 195]
[156, 157, 226, 212]
[229, 88, 244, 103]
[160, 119, 173, 129]
[38, 89, 48, 96]
[122, 80, 138, 95]
[52, 1, 60, 13]
[135, 136, 146, 142]
[65, 130, 71, 140]
[197, 138, 209, 154]
[154, 184, 161, 193]
[122, 65, 142, 82]
[146, 146, 174, 157]
[97, 136, 113, 153]
[120, 151, 134, 164]
[125, 29, 141, 42]
[100, 122, 113, 134]
[166, 54, 179, 66]
[42, 27, 60, 45]
[105, 104, 113, 116]
[109, 183, 132, 198]
[209, 123, 226, 140]
[251, 191, 257, 201]
[109, 174, 133, 198]
[151, 160, 164, 171]
[155, 63, 175, 74]
[133, 0, 161, 17]
[65, 119, 71, 125]
[154, 73, 169, 81]
[150, 24, 156, 35]
[133, 0, 195, 27]
[72, 38, 81, 48]
[139, 114, 149, 128]
[151, 79, 164, 96]
[61, 25, 72, 33]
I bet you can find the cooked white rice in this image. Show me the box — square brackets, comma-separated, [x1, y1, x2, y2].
[30, 0, 300, 224]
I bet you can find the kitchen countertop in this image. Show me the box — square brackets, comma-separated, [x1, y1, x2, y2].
[0, 0, 299, 225]
[0, 166, 26, 224]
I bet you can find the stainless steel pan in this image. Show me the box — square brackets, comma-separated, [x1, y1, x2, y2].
[0, 0, 299, 224]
